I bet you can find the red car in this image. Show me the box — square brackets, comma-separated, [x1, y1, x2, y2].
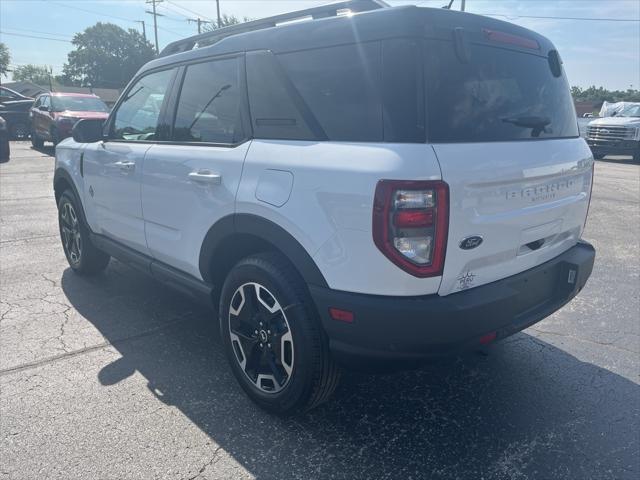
[30, 92, 109, 147]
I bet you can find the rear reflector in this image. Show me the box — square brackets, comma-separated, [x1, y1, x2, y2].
[329, 308, 355, 323]
[483, 29, 539, 50]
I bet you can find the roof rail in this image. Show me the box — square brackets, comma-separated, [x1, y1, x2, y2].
[159, 0, 389, 58]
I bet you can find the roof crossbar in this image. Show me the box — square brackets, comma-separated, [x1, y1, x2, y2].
[159, 0, 389, 58]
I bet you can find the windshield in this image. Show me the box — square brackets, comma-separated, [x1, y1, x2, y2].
[51, 96, 108, 113]
[618, 104, 640, 117]
[425, 40, 578, 142]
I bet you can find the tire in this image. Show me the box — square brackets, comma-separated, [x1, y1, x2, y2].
[51, 128, 60, 146]
[9, 122, 29, 140]
[31, 130, 44, 149]
[219, 252, 340, 415]
[0, 138, 9, 161]
[57, 190, 110, 275]
[633, 149, 640, 164]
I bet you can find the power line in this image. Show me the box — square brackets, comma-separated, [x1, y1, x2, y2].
[1, 27, 73, 40]
[48, 1, 137, 24]
[0, 31, 72, 43]
[165, 0, 215, 23]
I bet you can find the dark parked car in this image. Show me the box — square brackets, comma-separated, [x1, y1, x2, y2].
[0, 86, 32, 104]
[0, 99, 34, 139]
[0, 117, 9, 161]
[30, 92, 109, 147]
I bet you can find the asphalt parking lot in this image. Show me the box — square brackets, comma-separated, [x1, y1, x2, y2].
[1, 141, 638, 479]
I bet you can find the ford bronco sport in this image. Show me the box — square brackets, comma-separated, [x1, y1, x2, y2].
[54, 0, 596, 414]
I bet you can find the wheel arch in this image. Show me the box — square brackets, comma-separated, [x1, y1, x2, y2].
[199, 214, 329, 293]
[53, 168, 88, 224]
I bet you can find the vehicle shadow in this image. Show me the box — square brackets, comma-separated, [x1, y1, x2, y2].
[60, 261, 639, 479]
[30, 144, 55, 157]
[598, 155, 639, 165]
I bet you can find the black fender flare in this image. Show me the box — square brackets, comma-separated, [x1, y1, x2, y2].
[53, 168, 88, 224]
[199, 214, 328, 288]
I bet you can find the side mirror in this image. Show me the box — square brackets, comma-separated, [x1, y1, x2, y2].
[72, 118, 105, 143]
[39, 105, 49, 112]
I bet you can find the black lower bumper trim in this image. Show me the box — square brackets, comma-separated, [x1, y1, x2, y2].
[310, 241, 595, 366]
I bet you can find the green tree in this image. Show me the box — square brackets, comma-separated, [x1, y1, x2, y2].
[202, 14, 248, 32]
[0, 42, 10, 78]
[62, 22, 155, 88]
[12, 64, 52, 85]
[571, 85, 640, 104]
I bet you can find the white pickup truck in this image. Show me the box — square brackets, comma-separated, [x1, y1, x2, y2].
[586, 103, 640, 162]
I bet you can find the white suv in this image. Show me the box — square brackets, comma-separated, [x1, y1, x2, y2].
[54, 1, 596, 414]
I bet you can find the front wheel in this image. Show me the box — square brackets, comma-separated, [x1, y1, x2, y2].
[219, 252, 340, 415]
[10, 122, 29, 140]
[58, 190, 110, 275]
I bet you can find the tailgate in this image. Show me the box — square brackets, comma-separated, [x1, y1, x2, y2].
[434, 138, 593, 296]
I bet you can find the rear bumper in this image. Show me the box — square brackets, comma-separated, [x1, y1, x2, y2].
[310, 241, 595, 366]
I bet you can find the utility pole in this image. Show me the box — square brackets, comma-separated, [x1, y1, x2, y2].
[216, 0, 222, 28]
[460, 0, 466, 11]
[188, 17, 214, 34]
[136, 20, 147, 42]
[146, 0, 164, 54]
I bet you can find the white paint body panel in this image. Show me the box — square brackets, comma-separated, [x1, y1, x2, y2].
[82, 141, 152, 254]
[433, 138, 593, 296]
[57, 134, 593, 299]
[237, 140, 443, 296]
[141, 142, 251, 278]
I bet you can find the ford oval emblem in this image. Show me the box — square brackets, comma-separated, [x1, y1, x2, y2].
[459, 235, 483, 250]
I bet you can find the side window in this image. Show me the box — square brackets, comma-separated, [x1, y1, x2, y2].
[246, 51, 319, 141]
[41, 96, 50, 109]
[1, 89, 17, 100]
[112, 68, 175, 141]
[277, 42, 383, 142]
[172, 58, 242, 144]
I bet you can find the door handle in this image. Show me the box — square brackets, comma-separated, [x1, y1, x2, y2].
[188, 170, 222, 185]
[114, 161, 135, 172]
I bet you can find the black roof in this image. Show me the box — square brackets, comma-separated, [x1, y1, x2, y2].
[138, 4, 555, 76]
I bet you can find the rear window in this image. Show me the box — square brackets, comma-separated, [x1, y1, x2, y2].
[425, 40, 578, 142]
[51, 96, 108, 113]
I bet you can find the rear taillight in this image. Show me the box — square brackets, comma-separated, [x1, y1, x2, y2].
[372, 180, 449, 277]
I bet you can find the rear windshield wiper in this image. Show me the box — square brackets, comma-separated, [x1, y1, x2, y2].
[501, 115, 551, 138]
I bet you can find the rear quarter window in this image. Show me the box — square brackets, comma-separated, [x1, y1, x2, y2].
[278, 42, 383, 142]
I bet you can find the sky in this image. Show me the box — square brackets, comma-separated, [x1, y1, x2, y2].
[1, 0, 639, 90]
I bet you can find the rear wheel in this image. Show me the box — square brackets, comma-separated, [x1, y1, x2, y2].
[31, 130, 44, 149]
[58, 190, 110, 275]
[219, 252, 340, 415]
[51, 128, 60, 146]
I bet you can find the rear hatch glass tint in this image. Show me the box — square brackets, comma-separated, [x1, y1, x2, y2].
[425, 40, 579, 143]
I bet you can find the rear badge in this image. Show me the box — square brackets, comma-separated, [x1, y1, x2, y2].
[459, 235, 483, 250]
